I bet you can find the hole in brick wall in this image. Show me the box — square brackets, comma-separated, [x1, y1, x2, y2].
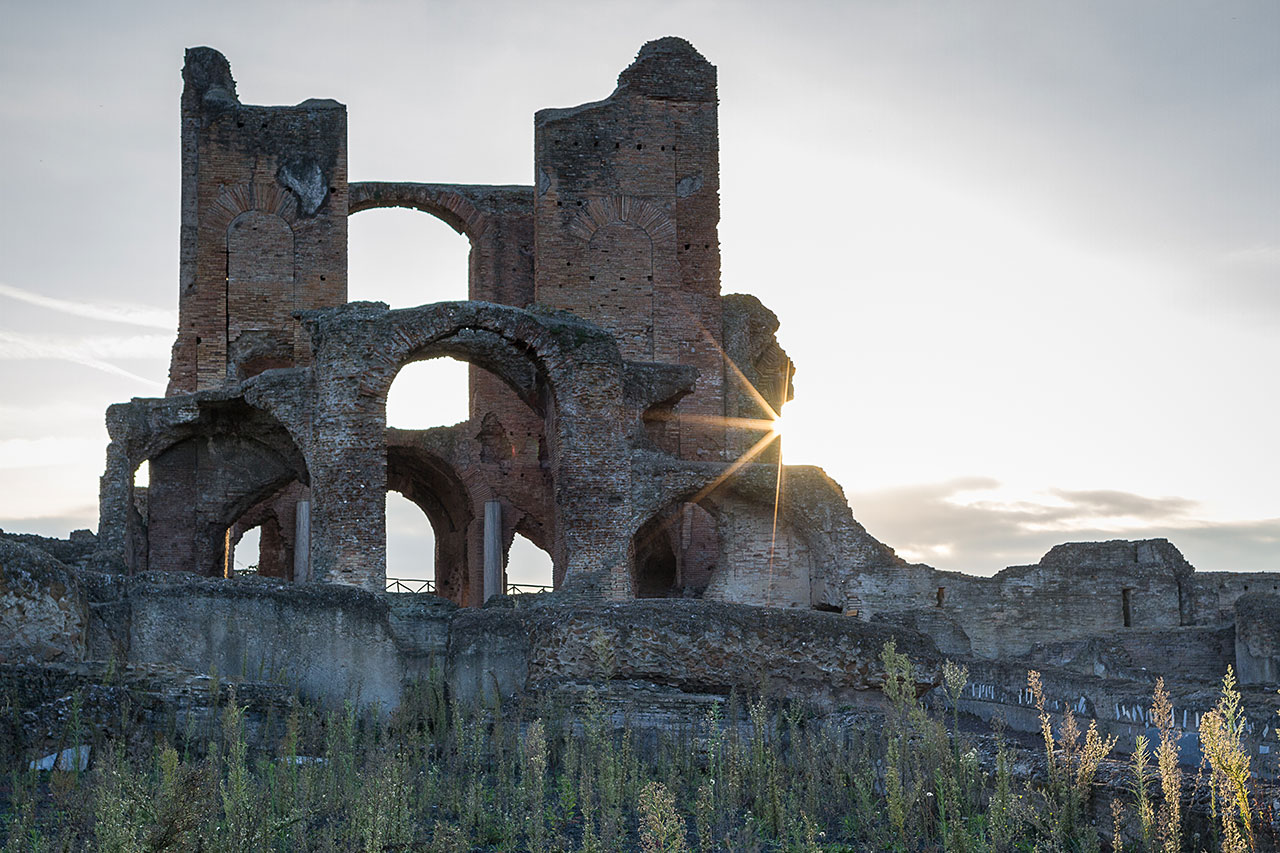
[231, 526, 262, 576]
[507, 533, 553, 591]
[636, 144, 643, 150]
[348, 206, 468, 308]
[386, 357, 469, 430]
[386, 491, 436, 586]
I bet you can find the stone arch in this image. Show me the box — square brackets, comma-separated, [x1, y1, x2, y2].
[302, 300, 632, 595]
[385, 442, 473, 602]
[348, 182, 489, 241]
[630, 501, 718, 598]
[629, 462, 896, 609]
[99, 393, 312, 576]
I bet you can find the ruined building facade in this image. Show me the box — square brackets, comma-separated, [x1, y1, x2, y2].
[4, 39, 1278, 760]
[99, 39, 894, 607]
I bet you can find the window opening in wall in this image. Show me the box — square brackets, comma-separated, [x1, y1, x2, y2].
[385, 491, 436, 593]
[386, 358, 469, 430]
[347, 207, 469, 308]
[936, 586, 945, 607]
[1122, 587, 1134, 628]
[507, 533, 553, 594]
[231, 526, 262, 576]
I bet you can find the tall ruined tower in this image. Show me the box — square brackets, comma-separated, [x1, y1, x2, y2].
[147, 48, 347, 578]
[167, 47, 348, 393]
[533, 38, 726, 459]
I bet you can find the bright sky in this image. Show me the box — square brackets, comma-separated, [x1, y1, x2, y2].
[1, 1, 1277, 580]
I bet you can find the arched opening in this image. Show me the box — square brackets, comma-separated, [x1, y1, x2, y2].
[380, 322, 557, 604]
[385, 490, 437, 593]
[386, 441, 473, 601]
[347, 207, 469, 308]
[507, 532, 553, 593]
[225, 480, 310, 580]
[125, 399, 310, 578]
[631, 502, 719, 598]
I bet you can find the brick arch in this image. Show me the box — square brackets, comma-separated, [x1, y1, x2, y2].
[302, 300, 634, 595]
[386, 443, 474, 602]
[348, 182, 489, 241]
[567, 195, 676, 242]
[207, 181, 300, 231]
[100, 396, 310, 577]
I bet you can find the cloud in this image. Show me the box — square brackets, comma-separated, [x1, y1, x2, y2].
[0, 437, 104, 470]
[0, 282, 174, 329]
[0, 330, 168, 386]
[850, 478, 1280, 575]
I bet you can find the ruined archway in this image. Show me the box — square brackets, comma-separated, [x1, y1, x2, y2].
[385, 440, 473, 602]
[303, 300, 631, 595]
[100, 396, 310, 577]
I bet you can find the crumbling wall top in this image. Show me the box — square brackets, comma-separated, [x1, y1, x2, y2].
[182, 46, 238, 108]
[616, 37, 716, 102]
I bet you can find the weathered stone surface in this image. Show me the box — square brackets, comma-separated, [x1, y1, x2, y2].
[519, 599, 940, 706]
[1235, 593, 1280, 684]
[0, 540, 88, 664]
[0, 660, 297, 767]
[846, 539, 1263, 659]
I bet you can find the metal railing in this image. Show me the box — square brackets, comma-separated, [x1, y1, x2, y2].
[384, 578, 552, 596]
[385, 577, 436, 594]
[506, 583, 553, 594]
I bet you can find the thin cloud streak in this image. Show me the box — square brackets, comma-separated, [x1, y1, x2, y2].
[852, 479, 1280, 575]
[0, 282, 174, 329]
[0, 330, 168, 386]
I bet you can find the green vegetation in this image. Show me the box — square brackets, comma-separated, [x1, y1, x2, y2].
[1, 649, 1275, 851]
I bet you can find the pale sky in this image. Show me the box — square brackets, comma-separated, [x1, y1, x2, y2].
[1, 0, 1277, 582]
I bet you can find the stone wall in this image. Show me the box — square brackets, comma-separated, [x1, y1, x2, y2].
[1235, 593, 1280, 685]
[856, 539, 1194, 658]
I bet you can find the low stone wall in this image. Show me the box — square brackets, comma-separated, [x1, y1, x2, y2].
[124, 573, 419, 710]
[69, 568, 942, 712]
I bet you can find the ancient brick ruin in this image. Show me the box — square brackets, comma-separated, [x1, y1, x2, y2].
[98, 38, 893, 608]
[3, 38, 1278, 775]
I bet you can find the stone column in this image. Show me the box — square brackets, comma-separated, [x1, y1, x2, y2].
[293, 499, 311, 583]
[483, 500, 503, 601]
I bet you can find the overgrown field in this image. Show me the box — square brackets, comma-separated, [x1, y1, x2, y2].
[2, 642, 1276, 852]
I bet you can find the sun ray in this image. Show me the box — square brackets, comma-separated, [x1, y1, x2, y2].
[687, 429, 782, 507]
[765, 365, 791, 607]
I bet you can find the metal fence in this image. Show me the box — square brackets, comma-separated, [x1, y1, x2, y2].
[385, 577, 436, 594]
[384, 578, 552, 596]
